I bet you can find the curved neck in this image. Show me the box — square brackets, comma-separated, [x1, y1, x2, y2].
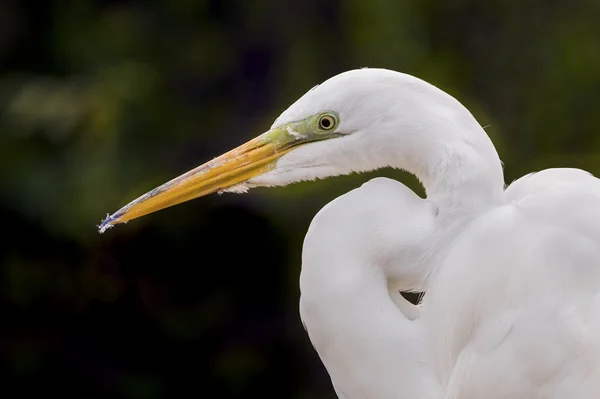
[410, 128, 506, 214]
[388, 84, 506, 213]
[373, 82, 507, 288]
[357, 74, 507, 213]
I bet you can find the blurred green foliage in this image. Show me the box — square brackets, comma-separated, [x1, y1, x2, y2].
[2, 0, 600, 397]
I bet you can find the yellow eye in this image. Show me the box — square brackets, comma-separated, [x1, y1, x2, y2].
[318, 114, 336, 130]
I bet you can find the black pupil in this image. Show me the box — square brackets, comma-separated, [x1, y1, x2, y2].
[321, 117, 331, 129]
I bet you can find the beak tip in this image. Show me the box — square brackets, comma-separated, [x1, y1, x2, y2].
[98, 212, 123, 234]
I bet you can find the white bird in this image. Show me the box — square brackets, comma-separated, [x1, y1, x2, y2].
[99, 68, 600, 399]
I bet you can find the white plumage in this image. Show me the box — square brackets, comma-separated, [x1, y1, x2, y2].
[426, 168, 600, 399]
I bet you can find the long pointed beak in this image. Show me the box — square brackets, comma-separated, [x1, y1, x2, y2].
[98, 125, 340, 233]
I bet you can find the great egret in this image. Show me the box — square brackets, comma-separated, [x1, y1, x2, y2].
[99, 68, 600, 398]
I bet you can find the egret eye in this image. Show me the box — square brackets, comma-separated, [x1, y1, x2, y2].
[318, 114, 336, 131]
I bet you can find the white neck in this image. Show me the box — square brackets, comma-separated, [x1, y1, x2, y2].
[410, 125, 505, 214]
[376, 76, 506, 213]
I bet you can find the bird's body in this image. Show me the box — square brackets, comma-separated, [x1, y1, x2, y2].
[426, 168, 600, 399]
[100, 68, 600, 398]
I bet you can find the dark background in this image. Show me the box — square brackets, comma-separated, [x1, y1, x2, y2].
[2, 0, 600, 397]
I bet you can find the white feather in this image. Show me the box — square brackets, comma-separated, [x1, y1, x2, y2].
[253, 69, 600, 398]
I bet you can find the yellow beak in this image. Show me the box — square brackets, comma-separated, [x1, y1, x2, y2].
[98, 124, 340, 233]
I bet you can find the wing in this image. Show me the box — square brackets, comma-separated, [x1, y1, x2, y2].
[425, 168, 600, 399]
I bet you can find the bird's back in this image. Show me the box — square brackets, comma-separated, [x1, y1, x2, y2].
[425, 168, 600, 399]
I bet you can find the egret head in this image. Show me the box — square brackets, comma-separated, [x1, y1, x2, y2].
[99, 68, 498, 232]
